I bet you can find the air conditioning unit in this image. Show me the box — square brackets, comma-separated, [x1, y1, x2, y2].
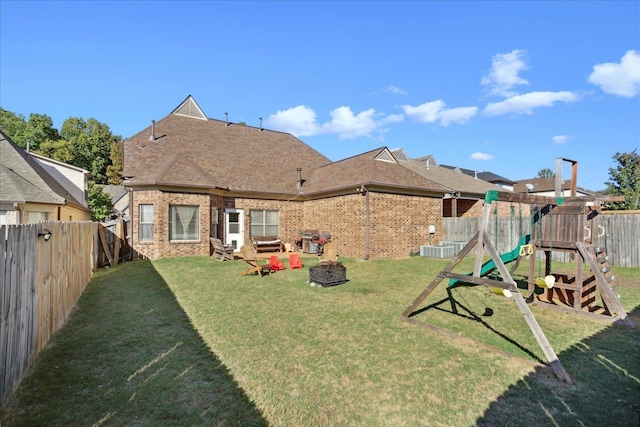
[419, 245, 455, 258]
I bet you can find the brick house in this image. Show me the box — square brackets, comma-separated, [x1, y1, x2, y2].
[123, 96, 511, 260]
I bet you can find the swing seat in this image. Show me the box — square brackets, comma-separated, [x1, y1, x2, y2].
[519, 244, 534, 256]
[491, 287, 512, 298]
[535, 275, 555, 289]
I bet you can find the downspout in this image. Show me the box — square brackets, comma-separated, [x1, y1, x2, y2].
[364, 159, 374, 261]
[364, 189, 370, 260]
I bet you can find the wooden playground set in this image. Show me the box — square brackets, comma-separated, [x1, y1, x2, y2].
[402, 158, 633, 384]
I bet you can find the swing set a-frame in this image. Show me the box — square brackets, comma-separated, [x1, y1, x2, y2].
[402, 158, 633, 384]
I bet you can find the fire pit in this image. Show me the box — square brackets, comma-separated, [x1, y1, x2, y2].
[309, 261, 348, 287]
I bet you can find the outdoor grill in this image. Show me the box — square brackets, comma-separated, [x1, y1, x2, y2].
[299, 230, 331, 254]
[309, 261, 348, 287]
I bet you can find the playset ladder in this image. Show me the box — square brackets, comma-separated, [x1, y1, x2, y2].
[576, 242, 633, 327]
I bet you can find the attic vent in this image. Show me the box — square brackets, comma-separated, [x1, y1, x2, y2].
[374, 149, 397, 163]
[394, 151, 409, 162]
[422, 155, 438, 167]
[173, 96, 207, 120]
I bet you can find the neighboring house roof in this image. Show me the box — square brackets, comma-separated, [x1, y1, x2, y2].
[0, 131, 89, 212]
[392, 151, 512, 196]
[98, 184, 129, 218]
[123, 96, 450, 198]
[308, 148, 449, 195]
[513, 177, 595, 196]
[440, 164, 516, 185]
[100, 184, 127, 203]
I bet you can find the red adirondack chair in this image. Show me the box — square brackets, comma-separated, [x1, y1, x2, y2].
[270, 255, 285, 272]
[289, 253, 303, 270]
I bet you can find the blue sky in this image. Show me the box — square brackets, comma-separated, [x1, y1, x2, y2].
[1, 1, 638, 191]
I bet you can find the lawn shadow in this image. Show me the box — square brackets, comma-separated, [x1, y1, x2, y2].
[408, 283, 545, 363]
[476, 306, 640, 426]
[0, 260, 267, 426]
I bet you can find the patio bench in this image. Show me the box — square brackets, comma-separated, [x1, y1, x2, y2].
[251, 236, 285, 253]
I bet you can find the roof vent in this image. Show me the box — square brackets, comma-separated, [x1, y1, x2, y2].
[225, 112, 230, 126]
[296, 168, 305, 189]
[259, 117, 263, 131]
[148, 120, 156, 141]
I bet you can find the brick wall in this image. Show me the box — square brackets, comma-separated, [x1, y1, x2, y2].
[301, 192, 443, 259]
[132, 190, 504, 260]
[233, 198, 303, 248]
[132, 190, 210, 259]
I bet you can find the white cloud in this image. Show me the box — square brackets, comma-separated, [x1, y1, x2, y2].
[265, 105, 319, 137]
[481, 50, 529, 97]
[402, 100, 444, 123]
[401, 100, 478, 126]
[471, 152, 494, 160]
[484, 91, 579, 116]
[552, 135, 572, 144]
[266, 105, 401, 140]
[588, 50, 640, 98]
[322, 106, 378, 139]
[371, 85, 409, 96]
[383, 85, 408, 95]
[439, 107, 479, 126]
[380, 113, 404, 125]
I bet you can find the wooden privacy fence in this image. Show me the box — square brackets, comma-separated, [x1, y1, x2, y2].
[442, 213, 640, 268]
[1, 221, 99, 407]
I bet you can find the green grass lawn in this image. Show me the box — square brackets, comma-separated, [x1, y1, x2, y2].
[2, 254, 639, 426]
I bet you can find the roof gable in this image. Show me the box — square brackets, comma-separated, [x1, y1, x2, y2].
[390, 148, 410, 162]
[415, 155, 439, 168]
[153, 153, 219, 188]
[374, 148, 397, 163]
[171, 95, 207, 120]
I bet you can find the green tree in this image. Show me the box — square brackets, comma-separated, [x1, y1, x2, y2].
[38, 138, 75, 164]
[604, 149, 639, 210]
[88, 182, 114, 222]
[537, 168, 555, 178]
[23, 113, 60, 151]
[0, 108, 27, 144]
[61, 117, 121, 184]
[106, 140, 123, 185]
[0, 109, 59, 151]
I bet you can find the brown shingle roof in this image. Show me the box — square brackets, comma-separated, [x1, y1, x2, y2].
[123, 99, 450, 197]
[124, 112, 332, 193]
[307, 148, 449, 194]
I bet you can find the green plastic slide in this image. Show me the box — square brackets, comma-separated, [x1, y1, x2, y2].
[449, 234, 531, 286]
